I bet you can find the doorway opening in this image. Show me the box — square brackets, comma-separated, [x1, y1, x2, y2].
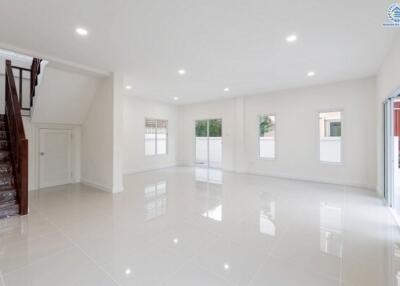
[384, 96, 400, 221]
[195, 119, 222, 168]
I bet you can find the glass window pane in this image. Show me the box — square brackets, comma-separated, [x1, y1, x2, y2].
[145, 133, 156, 155]
[156, 120, 168, 155]
[209, 119, 222, 137]
[259, 115, 275, 158]
[145, 119, 168, 156]
[319, 112, 341, 163]
[195, 120, 208, 137]
[145, 119, 156, 156]
[157, 138, 167, 154]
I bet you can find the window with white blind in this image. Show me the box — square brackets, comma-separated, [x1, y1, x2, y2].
[145, 119, 168, 155]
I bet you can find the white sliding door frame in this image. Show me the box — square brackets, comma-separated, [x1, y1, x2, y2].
[384, 98, 394, 206]
[195, 119, 222, 169]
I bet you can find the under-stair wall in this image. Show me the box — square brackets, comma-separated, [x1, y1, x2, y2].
[31, 67, 101, 124]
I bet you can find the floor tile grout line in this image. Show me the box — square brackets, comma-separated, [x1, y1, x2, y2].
[41, 215, 123, 286]
[267, 252, 343, 284]
[0, 217, 62, 247]
[0, 245, 76, 277]
[245, 255, 270, 286]
[21, 169, 398, 286]
[156, 253, 199, 286]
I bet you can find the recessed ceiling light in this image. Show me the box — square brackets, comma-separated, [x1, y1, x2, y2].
[177, 69, 186, 75]
[286, 34, 297, 43]
[173, 96, 179, 101]
[223, 87, 230, 92]
[75, 27, 88, 36]
[173, 238, 179, 244]
[125, 268, 131, 275]
[307, 71, 316, 77]
[224, 263, 230, 270]
[125, 85, 132, 90]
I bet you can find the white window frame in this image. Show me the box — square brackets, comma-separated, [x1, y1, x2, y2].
[194, 118, 223, 168]
[258, 114, 276, 160]
[145, 118, 168, 156]
[317, 110, 343, 165]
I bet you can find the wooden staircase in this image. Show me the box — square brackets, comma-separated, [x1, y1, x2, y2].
[0, 58, 41, 218]
[0, 115, 19, 218]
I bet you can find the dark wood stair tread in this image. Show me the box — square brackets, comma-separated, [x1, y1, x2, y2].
[0, 124, 16, 218]
[0, 188, 16, 202]
[0, 203, 19, 219]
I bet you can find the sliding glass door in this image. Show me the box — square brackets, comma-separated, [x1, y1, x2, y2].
[195, 119, 222, 168]
[384, 97, 400, 218]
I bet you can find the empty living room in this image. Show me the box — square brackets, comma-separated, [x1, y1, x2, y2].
[0, 1, 399, 285]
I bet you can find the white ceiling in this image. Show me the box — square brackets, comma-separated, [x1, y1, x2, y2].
[0, 0, 397, 104]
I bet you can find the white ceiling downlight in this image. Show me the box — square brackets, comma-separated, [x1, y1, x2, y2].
[75, 27, 88, 36]
[307, 71, 316, 77]
[173, 96, 179, 101]
[177, 69, 186, 75]
[125, 85, 132, 90]
[223, 87, 230, 92]
[0, 1, 393, 104]
[286, 34, 297, 43]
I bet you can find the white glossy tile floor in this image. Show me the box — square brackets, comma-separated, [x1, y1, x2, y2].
[0, 167, 399, 286]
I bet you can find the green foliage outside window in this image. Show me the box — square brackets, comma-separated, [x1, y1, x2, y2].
[195, 119, 222, 137]
[259, 116, 275, 137]
[195, 120, 207, 137]
[209, 119, 222, 137]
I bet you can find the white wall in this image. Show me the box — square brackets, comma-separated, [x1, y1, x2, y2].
[244, 77, 376, 189]
[112, 73, 124, 193]
[123, 95, 178, 174]
[178, 77, 377, 189]
[81, 76, 114, 192]
[32, 67, 101, 124]
[377, 32, 400, 196]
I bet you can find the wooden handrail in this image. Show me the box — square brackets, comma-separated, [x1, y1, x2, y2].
[7, 58, 42, 115]
[5, 60, 28, 215]
[30, 58, 41, 106]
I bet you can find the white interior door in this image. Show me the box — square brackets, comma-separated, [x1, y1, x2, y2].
[39, 129, 72, 188]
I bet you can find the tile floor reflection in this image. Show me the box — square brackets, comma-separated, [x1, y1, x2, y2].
[320, 202, 343, 257]
[0, 167, 398, 286]
[259, 193, 276, 236]
[195, 167, 223, 184]
[202, 204, 223, 222]
[144, 181, 167, 220]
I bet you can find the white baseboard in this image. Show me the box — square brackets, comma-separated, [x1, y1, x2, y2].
[123, 164, 177, 175]
[177, 164, 375, 190]
[238, 169, 376, 190]
[80, 178, 113, 192]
